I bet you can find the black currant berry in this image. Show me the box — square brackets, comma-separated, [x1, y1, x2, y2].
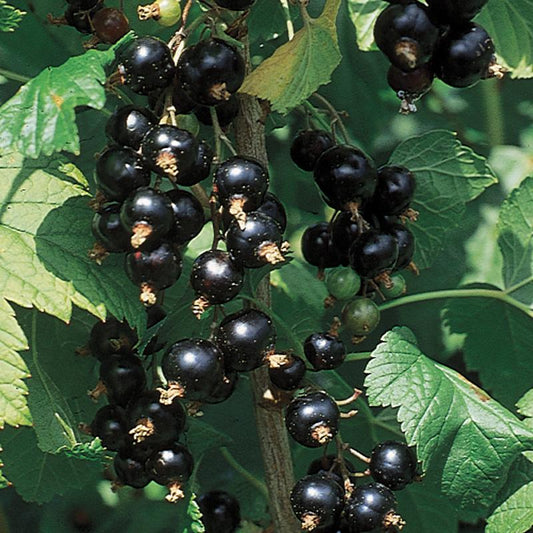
[176, 38, 245, 106]
[100, 354, 147, 407]
[92, 7, 129, 44]
[214, 156, 269, 218]
[369, 441, 417, 490]
[64, 4, 103, 34]
[114, 454, 151, 489]
[214, 0, 255, 10]
[304, 333, 346, 371]
[125, 242, 182, 306]
[285, 391, 340, 448]
[66, 0, 101, 9]
[96, 147, 151, 202]
[127, 390, 186, 448]
[373, 166, 416, 216]
[141, 124, 198, 180]
[190, 250, 244, 306]
[257, 192, 287, 233]
[226, 212, 285, 268]
[385, 222, 415, 270]
[90, 405, 128, 451]
[331, 211, 363, 265]
[166, 189, 205, 245]
[307, 454, 355, 486]
[345, 483, 398, 532]
[91, 203, 131, 253]
[198, 491, 241, 533]
[426, 0, 488, 23]
[176, 141, 213, 186]
[301, 223, 342, 270]
[144, 304, 167, 355]
[105, 105, 157, 150]
[269, 355, 306, 391]
[387, 63, 434, 112]
[120, 187, 175, 249]
[433, 22, 496, 88]
[117, 36, 176, 95]
[290, 474, 344, 531]
[349, 229, 399, 280]
[89, 318, 138, 360]
[194, 94, 239, 127]
[290, 130, 335, 172]
[314, 145, 377, 211]
[374, 2, 440, 72]
[204, 371, 239, 404]
[325, 268, 361, 301]
[341, 297, 380, 337]
[216, 309, 275, 372]
[162, 339, 225, 401]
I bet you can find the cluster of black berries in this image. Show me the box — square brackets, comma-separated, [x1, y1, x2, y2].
[290, 441, 417, 532]
[375, 0, 503, 113]
[49, 0, 129, 45]
[292, 128, 416, 340]
[84, 317, 194, 502]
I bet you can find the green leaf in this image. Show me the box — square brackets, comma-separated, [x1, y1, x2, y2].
[1, 427, 101, 503]
[478, 1, 533, 79]
[60, 439, 109, 464]
[346, 0, 386, 51]
[0, 298, 31, 428]
[486, 481, 533, 533]
[517, 389, 533, 419]
[186, 418, 233, 459]
[443, 284, 533, 408]
[240, 0, 342, 114]
[0, 34, 133, 158]
[0, 0, 24, 32]
[497, 176, 533, 308]
[364, 327, 533, 513]
[389, 130, 498, 270]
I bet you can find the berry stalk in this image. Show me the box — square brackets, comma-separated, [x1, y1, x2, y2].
[234, 34, 300, 533]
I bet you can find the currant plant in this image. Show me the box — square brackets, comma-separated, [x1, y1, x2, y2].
[0, 0, 532, 532]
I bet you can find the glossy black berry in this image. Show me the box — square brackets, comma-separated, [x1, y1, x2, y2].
[349, 229, 399, 279]
[325, 268, 361, 301]
[285, 391, 340, 448]
[91, 203, 131, 253]
[92, 7, 129, 44]
[89, 318, 138, 360]
[176, 38, 245, 106]
[190, 250, 244, 305]
[373, 166, 416, 216]
[385, 222, 415, 271]
[269, 355, 306, 391]
[114, 454, 151, 488]
[204, 371, 239, 404]
[120, 187, 175, 249]
[166, 189, 205, 245]
[345, 483, 397, 532]
[177, 141, 213, 186]
[100, 354, 146, 407]
[226, 212, 285, 269]
[144, 304, 167, 355]
[141, 124, 198, 179]
[314, 145, 377, 210]
[426, 0, 488, 23]
[216, 309, 275, 372]
[125, 242, 182, 303]
[117, 36, 176, 95]
[96, 147, 150, 202]
[64, 4, 103, 34]
[90, 405, 128, 451]
[387, 63, 434, 103]
[127, 390, 186, 448]
[214, 0, 255, 10]
[105, 105, 157, 150]
[302, 223, 342, 269]
[341, 297, 380, 337]
[307, 454, 356, 487]
[290, 130, 335, 172]
[198, 491, 241, 533]
[304, 333, 346, 371]
[194, 94, 239, 127]
[369, 441, 417, 490]
[214, 156, 269, 215]
[257, 192, 287, 233]
[290, 474, 344, 531]
[331, 211, 363, 265]
[162, 338, 225, 401]
[433, 22, 495, 88]
[374, 2, 440, 72]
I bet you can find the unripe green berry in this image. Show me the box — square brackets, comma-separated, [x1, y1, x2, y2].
[380, 273, 406, 299]
[326, 268, 361, 301]
[341, 297, 380, 337]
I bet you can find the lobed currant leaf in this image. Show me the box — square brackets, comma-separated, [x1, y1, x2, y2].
[486, 480, 533, 533]
[346, 0, 387, 52]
